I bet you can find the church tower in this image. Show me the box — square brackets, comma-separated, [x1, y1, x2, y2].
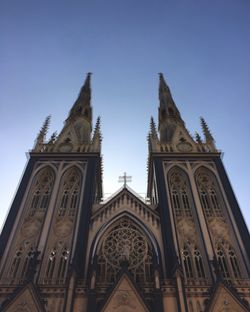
[0, 73, 249, 312]
[0, 73, 103, 311]
[147, 73, 250, 311]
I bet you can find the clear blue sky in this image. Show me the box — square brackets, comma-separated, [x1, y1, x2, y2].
[1, 0, 250, 229]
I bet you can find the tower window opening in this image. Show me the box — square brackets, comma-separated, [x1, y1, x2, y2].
[57, 168, 81, 217]
[9, 249, 22, 279]
[182, 246, 193, 278]
[169, 169, 193, 217]
[46, 249, 56, 279]
[28, 168, 54, 216]
[181, 190, 192, 216]
[20, 249, 34, 279]
[200, 190, 210, 216]
[216, 247, 230, 278]
[172, 190, 181, 216]
[31, 190, 40, 211]
[58, 248, 69, 280]
[210, 189, 222, 217]
[194, 248, 205, 278]
[228, 247, 241, 278]
[196, 169, 224, 218]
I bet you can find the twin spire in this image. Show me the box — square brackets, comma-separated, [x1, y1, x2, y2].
[34, 73, 101, 153]
[34, 73, 216, 154]
[67, 72, 92, 123]
[150, 73, 216, 152]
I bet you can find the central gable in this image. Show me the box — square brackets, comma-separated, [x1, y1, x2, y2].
[101, 272, 150, 312]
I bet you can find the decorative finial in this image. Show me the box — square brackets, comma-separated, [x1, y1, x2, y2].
[35, 115, 51, 147]
[200, 117, 214, 142]
[150, 116, 159, 140]
[195, 132, 202, 144]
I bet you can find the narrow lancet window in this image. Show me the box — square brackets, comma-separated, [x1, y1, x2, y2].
[194, 248, 205, 278]
[228, 247, 241, 278]
[29, 168, 54, 216]
[168, 168, 193, 217]
[46, 249, 56, 279]
[195, 168, 223, 218]
[182, 246, 193, 278]
[57, 167, 81, 217]
[216, 246, 230, 279]
[9, 249, 22, 279]
[58, 248, 70, 280]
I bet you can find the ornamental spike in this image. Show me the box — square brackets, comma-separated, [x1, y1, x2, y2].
[200, 117, 214, 143]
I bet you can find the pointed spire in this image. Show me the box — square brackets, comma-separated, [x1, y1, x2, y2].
[200, 117, 214, 143]
[150, 117, 158, 139]
[67, 72, 92, 121]
[34, 115, 51, 149]
[158, 73, 182, 120]
[159, 73, 172, 98]
[77, 72, 91, 104]
[92, 116, 102, 151]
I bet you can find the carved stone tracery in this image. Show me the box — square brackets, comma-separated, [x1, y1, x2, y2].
[96, 217, 154, 287]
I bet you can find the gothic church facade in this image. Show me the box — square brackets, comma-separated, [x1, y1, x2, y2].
[0, 74, 249, 311]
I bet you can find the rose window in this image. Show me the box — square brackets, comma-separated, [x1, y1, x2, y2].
[97, 217, 153, 285]
[102, 218, 148, 269]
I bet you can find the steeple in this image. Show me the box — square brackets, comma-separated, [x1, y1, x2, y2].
[158, 73, 186, 144]
[158, 73, 183, 123]
[53, 73, 93, 149]
[67, 72, 92, 124]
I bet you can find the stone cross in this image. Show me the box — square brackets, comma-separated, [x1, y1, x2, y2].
[118, 172, 132, 187]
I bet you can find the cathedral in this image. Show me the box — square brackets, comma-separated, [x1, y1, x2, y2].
[0, 73, 249, 312]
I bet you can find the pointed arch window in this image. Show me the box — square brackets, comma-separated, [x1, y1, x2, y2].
[45, 249, 56, 279]
[9, 248, 23, 279]
[58, 248, 70, 280]
[29, 167, 54, 216]
[195, 168, 223, 218]
[168, 168, 193, 217]
[228, 247, 241, 278]
[182, 245, 193, 278]
[58, 167, 81, 217]
[194, 248, 205, 278]
[20, 248, 34, 279]
[216, 246, 230, 278]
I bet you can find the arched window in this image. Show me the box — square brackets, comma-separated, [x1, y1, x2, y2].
[57, 167, 81, 217]
[195, 168, 223, 218]
[58, 248, 70, 280]
[228, 247, 241, 278]
[45, 249, 56, 280]
[20, 248, 35, 279]
[216, 245, 230, 278]
[29, 167, 54, 216]
[182, 245, 193, 278]
[194, 248, 205, 278]
[96, 217, 154, 287]
[168, 168, 193, 217]
[9, 248, 23, 279]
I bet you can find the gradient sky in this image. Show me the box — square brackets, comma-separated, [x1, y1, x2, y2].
[1, 0, 250, 230]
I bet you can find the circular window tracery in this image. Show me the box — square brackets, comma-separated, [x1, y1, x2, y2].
[102, 218, 148, 269]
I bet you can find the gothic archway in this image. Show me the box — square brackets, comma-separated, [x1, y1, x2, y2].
[90, 214, 160, 309]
